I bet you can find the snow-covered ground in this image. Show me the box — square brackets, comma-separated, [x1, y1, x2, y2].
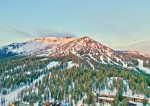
[1, 36, 76, 56]
[129, 101, 150, 106]
[40, 58, 49, 61]
[11, 41, 50, 55]
[97, 77, 150, 104]
[67, 61, 79, 69]
[47, 61, 60, 69]
[137, 59, 150, 74]
[0, 86, 25, 105]
[0, 61, 60, 106]
[0, 74, 45, 106]
[95, 103, 111, 106]
[0, 60, 79, 105]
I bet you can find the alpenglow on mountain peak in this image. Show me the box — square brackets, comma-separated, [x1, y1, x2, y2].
[0, 36, 150, 74]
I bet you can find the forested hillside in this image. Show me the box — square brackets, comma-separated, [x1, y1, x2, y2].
[0, 55, 150, 106]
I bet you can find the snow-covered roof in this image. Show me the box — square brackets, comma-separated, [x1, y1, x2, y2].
[98, 97, 114, 101]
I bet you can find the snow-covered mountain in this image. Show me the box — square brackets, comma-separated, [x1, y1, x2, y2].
[1, 36, 150, 74]
[50, 36, 127, 66]
[0, 36, 76, 57]
[48, 36, 150, 73]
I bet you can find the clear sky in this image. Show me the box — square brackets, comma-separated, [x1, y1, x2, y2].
[0, 0, 150, 49]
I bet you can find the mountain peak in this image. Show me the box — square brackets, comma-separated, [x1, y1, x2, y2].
[34, 36, 76, 44]
[1, 36, 150, 73]
[80, 36, 92, 41]
[81, 36, 90, 39]
[64, 36, 75, 39]
[49, 36, 114, 60]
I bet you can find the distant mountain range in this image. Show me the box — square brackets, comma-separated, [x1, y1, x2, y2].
[116, 41, 150, 57]
[0, 36, 150, 74]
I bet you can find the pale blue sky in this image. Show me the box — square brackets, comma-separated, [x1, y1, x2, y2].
[0, 0, 150, 49]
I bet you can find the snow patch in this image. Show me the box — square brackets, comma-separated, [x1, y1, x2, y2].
[47, 61, 60, 69]
[67, 61, 79, 69]
[137, 59, 150, 74]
